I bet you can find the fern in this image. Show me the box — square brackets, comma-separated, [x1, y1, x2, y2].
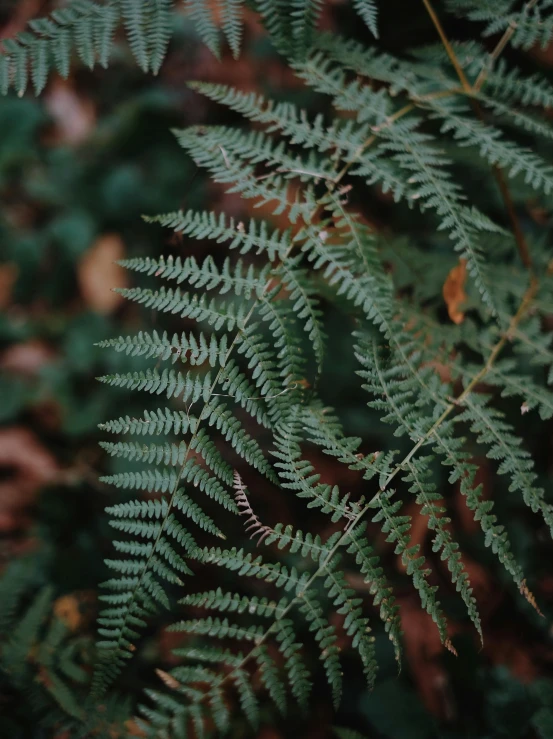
[0, 557, 121, 734]
[94, 10, 553, 730]
[0, 0, 392, 93]
[2, 0, 553, 734]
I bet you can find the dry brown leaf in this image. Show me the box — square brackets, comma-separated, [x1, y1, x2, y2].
[400, 599, 457, 720]
[53, 594, 82, 631]
[155, 668, 181, 689]
[1, 340, 56, 376]
[484, 625, 540, 683]
[44, 78, 96, 145]
[0, 0, 43, 38]
[443, 258, 468, 324]
[0, 263, 18, 309]
[78, 234, 128, 313]
[0, 427, 59, 532]
[124, 720, 148, 738]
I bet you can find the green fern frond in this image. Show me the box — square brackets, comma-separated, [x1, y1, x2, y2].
[143, 210, 291, 261]
[369, 488, 453, 651]
[353, 0, 379, 37]
[346, 523, 402, 662]
[459, 393, 553, 534]
[432, 103, 553, 194]
[97, 330, 228, 367]
[486, 360, 553, 420]
[221, 0, 245, 58]
[273, 411, 359, 522]
[402, 456, 481, 638]
[184, 0, 221, 59]
[300, 589, 342, 707]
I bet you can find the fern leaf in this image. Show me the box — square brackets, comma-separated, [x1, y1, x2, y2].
[220, 0, 245, 58]
[184, 0, 221, 59]
[459, 393, 553, 534]
[149, 0, 172, 75]
[353, 0, 379, 37]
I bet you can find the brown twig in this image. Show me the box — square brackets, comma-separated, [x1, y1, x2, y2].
[421, 0, 472, 93]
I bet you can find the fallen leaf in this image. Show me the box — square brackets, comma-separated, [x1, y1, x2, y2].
[0, 0, 43, 38]
[0, 263, 18, 309]
[1, 340, 56, 376]
[443, 258, 468, 324]
[78, 234, 128, 314]
[400, 598, 457, 720]
[44, 78, 96, 145]
[124, 720, 147, 738]
[53, 594, 82, 631]
[0, 427, 59, 532]
[155, 668, 181, 689]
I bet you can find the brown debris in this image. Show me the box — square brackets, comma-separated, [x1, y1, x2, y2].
[53, 595, 82, 632]
[443, 258, 468, 324]
[44, 78, 96, 146]
[0, 263, 19, 310]
[0, 427, 59, 533]
[77, 234, 128, 313]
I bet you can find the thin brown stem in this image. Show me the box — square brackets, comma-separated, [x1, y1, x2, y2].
[421, 0, 472, 93]
[492, 164, 533, 269]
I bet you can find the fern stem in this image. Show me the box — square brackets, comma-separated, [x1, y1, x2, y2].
[421, 0, 472, 93]
[492, 165, 533, 270]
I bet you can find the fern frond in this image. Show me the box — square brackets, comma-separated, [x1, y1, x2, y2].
[353, 0, 379, 37]
[273, 411, 358, 522]
[97, 368, 213, 403]
[402, 456, 481, 637]
[369, 488, 452, 650]
[149, 0, 172, 75]
[184, 0, 221, 59]
[487, 360, 553, 420]
[431, 427, 528, 592]
[459, 393, 553, 534]
[300, 589, 342, 707]
[432, 103, 553, 194]
[120, 254, 269, 299]
[180, 589, 288, 618]
[143, 210, 291, 262]
[346, 523, 402, 661]
[97, 330, 228, 367]
[3, 586, 53, 682]
[221, 0, 245, 59]
[323, 562, 378, 690]
[275, 257, 326, 371]
[448, 0, 553, 50]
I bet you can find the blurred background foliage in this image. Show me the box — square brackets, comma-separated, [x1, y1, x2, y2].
[1, 1, 553, 737]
